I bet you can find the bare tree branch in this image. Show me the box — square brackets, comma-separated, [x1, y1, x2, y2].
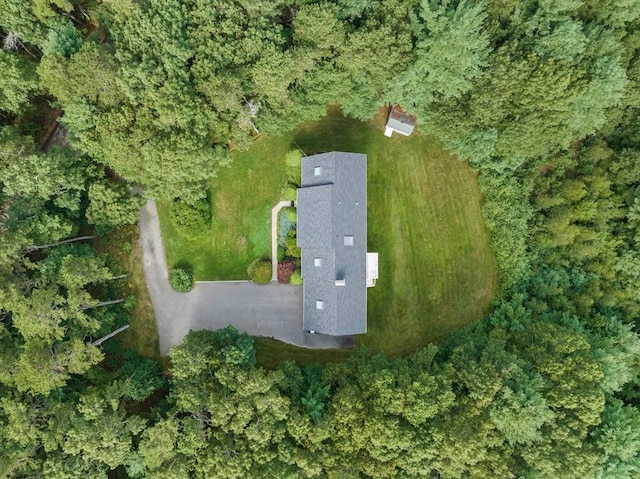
[91, 324, 130, 346]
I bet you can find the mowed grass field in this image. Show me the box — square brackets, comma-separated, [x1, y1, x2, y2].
[158, 107, 497, 365]
[157, 137, 292, 280]
[256, 108, 497, 366]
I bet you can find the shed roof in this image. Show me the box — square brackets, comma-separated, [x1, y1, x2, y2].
[386, 105, 417, 135]
[297, 152, 367, 336]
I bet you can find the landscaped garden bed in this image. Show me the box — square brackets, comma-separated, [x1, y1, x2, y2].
[277, 206, 301, 284]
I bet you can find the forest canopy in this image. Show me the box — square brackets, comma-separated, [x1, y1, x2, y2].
[2, 0, 640, 478]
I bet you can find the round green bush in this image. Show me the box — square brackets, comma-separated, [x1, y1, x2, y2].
[285, 207, 297, 223]
[283, 184, 297, 201]
[170, 197, 211, 239]
[290, 269, 302, 285]
[285, 235, 301, 259]
[247, 258, 272, 284]
[169, 267, 193, 292]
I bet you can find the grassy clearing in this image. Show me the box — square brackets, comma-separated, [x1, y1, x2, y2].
[290, 107, 497, 358]
[157, 136, 291, 280]
[255, 339, 352, 370]
[257, 108, 497, 366]
[158, 107, 497, 367]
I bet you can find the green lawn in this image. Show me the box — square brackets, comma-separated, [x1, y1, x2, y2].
[157, 137, 292, 280]
[158, 107, 497, 367]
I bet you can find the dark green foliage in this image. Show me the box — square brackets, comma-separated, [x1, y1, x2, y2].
[168, 267, 193, 293]
[247, 258, 272, 284]
[285, 149, 302, 186]
[117, 349, 166, 401]
[169, 197, 211, 239]
[299, 364, 330, 419]
[42, 21, 82, 57]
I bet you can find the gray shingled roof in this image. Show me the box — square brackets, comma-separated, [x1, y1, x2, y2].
[386, 117, 415, 135]
[386, 106, 417, 135]
[296, 152, 367, 336]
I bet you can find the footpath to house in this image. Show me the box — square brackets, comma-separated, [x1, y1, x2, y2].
[139, 201, 353, 355]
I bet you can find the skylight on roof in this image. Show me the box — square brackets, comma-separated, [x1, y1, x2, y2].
[316, 300, 324, 310]
[314, 258, 322, 267]
[314, 166, 322, 176]
[344, 235, 354, 246]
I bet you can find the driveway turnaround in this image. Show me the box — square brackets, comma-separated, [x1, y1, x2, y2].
[139, 201, 354, 355]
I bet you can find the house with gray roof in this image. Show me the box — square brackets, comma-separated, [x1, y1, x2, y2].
[296, 152, 378, 336]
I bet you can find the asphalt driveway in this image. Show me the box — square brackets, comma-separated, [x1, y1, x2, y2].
[139, 201, 353, 355]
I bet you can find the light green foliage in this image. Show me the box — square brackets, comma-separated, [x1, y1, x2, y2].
[588, 317, 640, 394]
[581, 0, 640, 27]
[282, 184, 297, 201]
[0, 1, 48, 47]
[293, 3, 344, 56]
[0, 266, 115, 394]
[38, 41, 124, 108]
[389, 0, 490, 110]
[31, 0, 73, 22]
[139, 417, 189, 473]
[594, 396, 640, 478]
[0, 144, 91, 202]
[290, 269, 302, 285]
[337, 23, 413, 119]
[426, 2, 627, 169]
[285, 207, 297, 223]
[86, 180, 143, 230]
[0, 130, 93, 274]
[57, 253, 112, 291]
[284, 231, 301, 259]
[169, 197, 211, 239]
[165, 329, 298, 477]
[0, 50, 38, 114]
[247, 258, 272, 284]
[479, 173, 534, 292]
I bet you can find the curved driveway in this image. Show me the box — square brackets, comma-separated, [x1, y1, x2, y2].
[139, 201, 353, 355]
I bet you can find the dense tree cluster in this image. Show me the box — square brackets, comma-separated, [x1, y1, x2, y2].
[2, 0, 640, 477]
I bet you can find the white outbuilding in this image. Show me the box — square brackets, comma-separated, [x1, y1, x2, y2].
[384, 105, 417, 137]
